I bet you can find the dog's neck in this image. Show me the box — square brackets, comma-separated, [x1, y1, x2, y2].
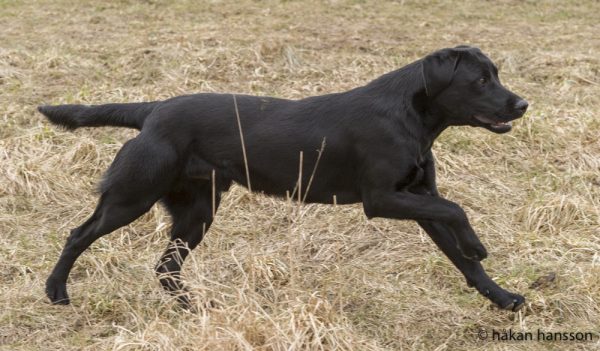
[420, 108, 449, 150]
[363, 61, 450, 153]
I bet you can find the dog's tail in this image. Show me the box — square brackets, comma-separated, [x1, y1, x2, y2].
[37, 101, 159, 131]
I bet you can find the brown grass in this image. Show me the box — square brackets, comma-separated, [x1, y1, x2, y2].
[1, 0, 599, 350]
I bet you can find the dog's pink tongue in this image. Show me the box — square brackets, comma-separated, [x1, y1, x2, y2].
[475, 115, 495, 124]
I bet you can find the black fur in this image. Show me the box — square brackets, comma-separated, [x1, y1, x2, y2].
[38, 102, 158, 130]
[40, 46, 528, 311]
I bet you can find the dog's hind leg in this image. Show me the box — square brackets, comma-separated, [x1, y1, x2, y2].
[46, 136, 178, 305]
[155, 180, 220, 309]
[418, 220, 525, 312]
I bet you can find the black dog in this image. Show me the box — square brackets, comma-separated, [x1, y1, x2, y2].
[39, 46, 528, 311]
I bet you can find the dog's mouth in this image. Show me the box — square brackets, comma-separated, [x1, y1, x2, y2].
[473, 115, 515, 134]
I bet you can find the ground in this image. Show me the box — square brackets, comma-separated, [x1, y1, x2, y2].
[1, 0, 599, 350]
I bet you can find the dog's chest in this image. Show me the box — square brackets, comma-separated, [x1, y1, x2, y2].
[396, 158, 427, 192]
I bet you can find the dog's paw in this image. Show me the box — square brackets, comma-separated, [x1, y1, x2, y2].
[458, 241, 488, 261]
[497, 292, 526, 312]
[176, 294, 194, 311]
[46, 278, 70, 305]
[175, 294, 219, 313]
[476, 284, 525, 312]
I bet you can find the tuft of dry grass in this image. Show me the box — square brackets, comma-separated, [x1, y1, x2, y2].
[1, 0, 599, 350]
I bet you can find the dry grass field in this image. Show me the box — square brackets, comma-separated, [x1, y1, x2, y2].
[1, 0, 599, 350]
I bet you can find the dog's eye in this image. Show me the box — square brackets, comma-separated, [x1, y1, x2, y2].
[478, 77, 488, 85]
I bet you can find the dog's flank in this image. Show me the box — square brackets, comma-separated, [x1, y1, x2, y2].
[40, 46, 528, 312]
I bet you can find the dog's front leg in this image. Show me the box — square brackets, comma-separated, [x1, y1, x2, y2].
[419, 151, 439, 196]
[363, 191, 488, 261]
[411, 152, 525, 311]
[418, 220, 525, 311]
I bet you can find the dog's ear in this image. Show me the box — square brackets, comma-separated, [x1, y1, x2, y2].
[421, 48, 463, 98]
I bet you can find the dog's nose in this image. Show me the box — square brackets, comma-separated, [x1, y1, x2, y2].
[515, 99, 528, 113]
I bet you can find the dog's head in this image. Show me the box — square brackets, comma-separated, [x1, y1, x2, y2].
[422, 46, 528, 133]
